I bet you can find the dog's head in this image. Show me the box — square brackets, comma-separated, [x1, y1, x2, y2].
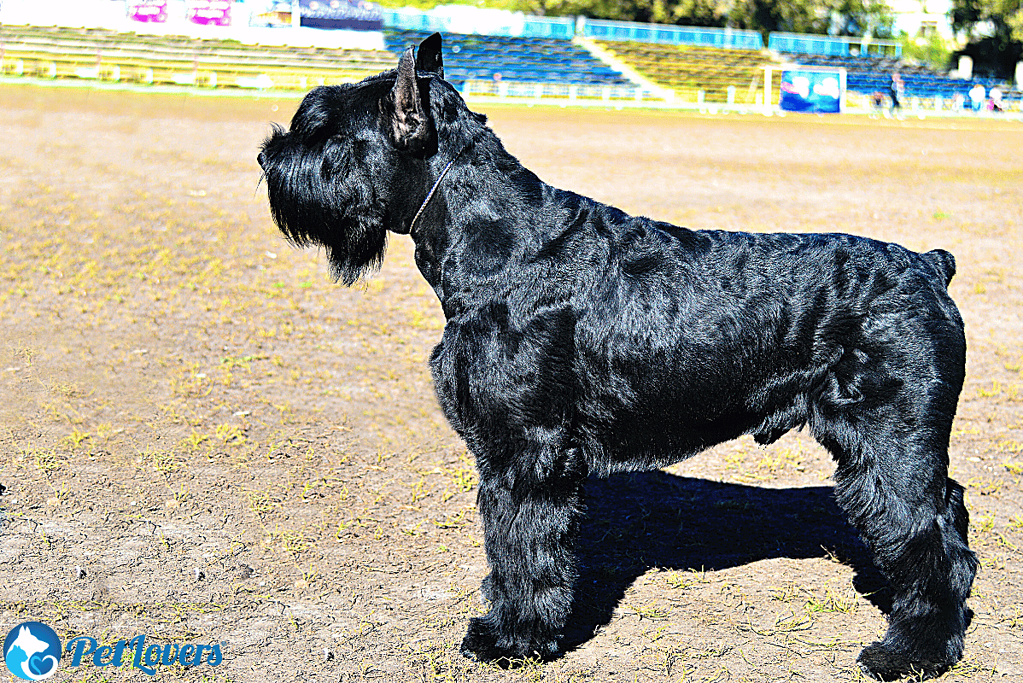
[259, 33, 474, 285]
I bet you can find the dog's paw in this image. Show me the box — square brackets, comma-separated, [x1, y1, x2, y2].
[459, 617, 558, 667]
[857, 641, 949, 681]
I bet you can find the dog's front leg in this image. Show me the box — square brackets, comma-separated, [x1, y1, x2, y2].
[460, 443, 585, 664]
[431, 306, 583, 663]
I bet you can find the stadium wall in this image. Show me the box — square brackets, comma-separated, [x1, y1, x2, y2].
[380, 6, 573, 40]
[0, 0, 385, 50]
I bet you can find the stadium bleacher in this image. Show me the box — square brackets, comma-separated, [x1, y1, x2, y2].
[595, 40, 776, 103]
[0, 24, 394, 89]
[385, 29, 631, 89]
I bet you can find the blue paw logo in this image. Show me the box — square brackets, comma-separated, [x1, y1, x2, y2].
[4, 622, 62, 681]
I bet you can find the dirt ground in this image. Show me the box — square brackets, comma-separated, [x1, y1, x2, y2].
[1, 84, 1021, 683]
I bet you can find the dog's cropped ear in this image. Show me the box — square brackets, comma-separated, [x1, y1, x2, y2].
[388, 47, 433, 153]
[416, 33, 444, 79]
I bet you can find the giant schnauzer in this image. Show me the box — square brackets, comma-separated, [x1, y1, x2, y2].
[258, 34, 977, 680]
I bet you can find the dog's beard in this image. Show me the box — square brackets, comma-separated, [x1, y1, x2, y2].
[261, 133, 388, 286]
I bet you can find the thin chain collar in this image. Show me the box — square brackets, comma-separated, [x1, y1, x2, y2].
[408, 145, 468, 235]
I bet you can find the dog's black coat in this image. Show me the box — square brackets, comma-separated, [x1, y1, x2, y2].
[259, 34, 977, 681]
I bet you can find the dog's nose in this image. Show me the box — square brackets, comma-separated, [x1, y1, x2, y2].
[257, 152, 266, 168]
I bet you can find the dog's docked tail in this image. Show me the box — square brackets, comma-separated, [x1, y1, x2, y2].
[924, 249, 957, 287]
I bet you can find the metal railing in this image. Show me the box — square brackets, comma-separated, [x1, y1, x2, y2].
[580, 18, 764, 51]
[380, 8, 575, 40]
[768, 33, 901, 58]
[462, 79, 648, 101]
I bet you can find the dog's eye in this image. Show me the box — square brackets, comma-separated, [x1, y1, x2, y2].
[319, 140, 353, 178]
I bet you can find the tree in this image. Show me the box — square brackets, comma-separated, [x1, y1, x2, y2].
[521, 0, 893, 37]
[951, 0, 1023, 42]
[950, 0, 1023, 78]
[650, 0, 731, 27]
[724, 0, 893, 36]
[727, 0, 830, 35]
[517, 0, 728, 25]
[829, 0, 895, 37]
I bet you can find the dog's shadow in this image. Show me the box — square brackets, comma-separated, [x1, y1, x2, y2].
[563, 471, 890, 651]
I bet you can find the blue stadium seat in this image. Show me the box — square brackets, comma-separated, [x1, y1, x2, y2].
[385, 30, 631, 88]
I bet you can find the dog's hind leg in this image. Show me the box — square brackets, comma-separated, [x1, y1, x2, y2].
[813, 341, 977, 681]
[835, 458, 976, 681]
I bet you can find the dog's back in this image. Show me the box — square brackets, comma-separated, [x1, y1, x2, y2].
[535, 208, 966, 472]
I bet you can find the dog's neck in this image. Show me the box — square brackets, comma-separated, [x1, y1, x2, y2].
[407, 134, 565, 314]
[407, 144, 469, 236]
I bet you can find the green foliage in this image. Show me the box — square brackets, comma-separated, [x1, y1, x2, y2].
[515, 0, 891, 36]
[950, 0, 1023, 78]
[658, 0, 731, 27]
[728, 0, 831, 34]
[830, 0, 896, 37]
[899, 31, 955, 71]
[951, 0, 1023, 42]
[519, 0, 728, 26]
[376, 0, 895, 38]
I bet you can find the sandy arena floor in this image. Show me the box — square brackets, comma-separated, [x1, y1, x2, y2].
[1, 83, 1021, 682]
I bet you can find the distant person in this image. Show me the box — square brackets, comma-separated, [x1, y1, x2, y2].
[888, 73, 904, 118]
[969, 83, 986, 113]
[870, 91, 885, 118]
[990, 86, 1004, 112]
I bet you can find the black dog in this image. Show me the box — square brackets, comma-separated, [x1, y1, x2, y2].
[259, 34, 977, 681]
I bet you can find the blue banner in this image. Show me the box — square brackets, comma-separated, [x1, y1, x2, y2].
[300, 0, 382, 30]
[780, 69, 843, 113]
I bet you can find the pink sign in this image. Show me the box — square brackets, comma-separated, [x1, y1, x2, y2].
[128, 0, 168, 23]
[187, 0, 233, 26]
